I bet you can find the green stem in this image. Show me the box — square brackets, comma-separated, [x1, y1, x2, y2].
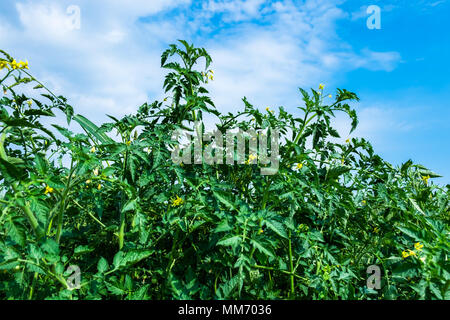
[249, 179, 271, 259]
[252, 265, 308, 282]
[118, 212, 125, 250]
[28, 272, 38, 300]
[11, 184, 44, 239]
[288, 230, 295, 297]
[18, 259, 69, 289]
[55, 158, 75, 243]
[22, 205, 45, 239]
[118, 148, 129, 250]
[293, 113, 318, 145]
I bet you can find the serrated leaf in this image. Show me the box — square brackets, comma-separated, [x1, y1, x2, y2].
[216, 235, 242, 247]
[112, 249, 153, 270]
[265, 220, 288, 239]
[213, 191, 236, 210]
[250, 239, 275, 258]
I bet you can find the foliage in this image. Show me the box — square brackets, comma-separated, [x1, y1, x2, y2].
[0, 42, 448, 300]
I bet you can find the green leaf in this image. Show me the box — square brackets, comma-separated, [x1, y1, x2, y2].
[129, 285, 150, 300]
[214, 221, 233, 233]
[122, 199, 137, 213]
[0, 158, 24, 180]
[429, 283, 443, 299]
[74, 245, 94, 255]
[409, 198, 425, 215]
[112, 249, 153, 270]
[216, 235, 242, 247]
[219, 274, 242, 299]
[97, 257, 109, 273]
[41, 239, 59, 256]
[265, 220, 288, 239]
[250, 239, 275, 258]
[23, 109, 55, 117]
[397, 225, 423, 241]
[416, 165, 442, 178]
[73, 114, 113, 145]
[6, 218, 26, 246]
[106, 282, 126, 295]
[401, 159, 413, 175]
[213, 191, 236, 210]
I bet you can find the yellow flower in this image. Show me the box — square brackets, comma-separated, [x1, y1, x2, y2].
[421, 175, 430, 185]
[93, 168, 99, 176]
[258, 229, 264, 234]
[27, 100, 32, 107]
[90, 146, 96, 153]
[97, 184, 102, 190]
[245, 154, 257, 165]
[126, 140, 131, 146]
[44, 185, 54, 195]
[19, 60, 29, 69]
[328, 94, 332, 98]
[86, 180, 92, 184]
[10, 59, 20, 70]
[402, 250, 410, 259]
[171, 195, 184, 207]
[266, 107, 270, 112]
[414, 242, 424, 251]
[362, 200, 367, 205]
[346, 138, 350, 143]
[408, 249, 416, 256]
[319, 84, 325, 90]
[341, 158, 345, 165]
[0, 60, 9, 70]
[296, 163, 303, 170]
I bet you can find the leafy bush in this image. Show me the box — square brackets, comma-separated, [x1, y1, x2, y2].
[0, 42, 448, 300]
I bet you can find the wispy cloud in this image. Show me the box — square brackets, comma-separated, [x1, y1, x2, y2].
[0, 0, 404, 128]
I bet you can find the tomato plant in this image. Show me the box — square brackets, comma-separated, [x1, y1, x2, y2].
[0, 42, 448, 300]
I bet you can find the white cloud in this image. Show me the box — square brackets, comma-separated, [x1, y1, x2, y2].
[331, 100, 425, 152]
[352, 49, 402, 72]
[0, 0, 402, 127]
[202, 0, 266, 22]
[429, 0, 446, 7]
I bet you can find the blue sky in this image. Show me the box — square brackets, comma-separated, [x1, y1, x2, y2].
[0, 0, 449, 184]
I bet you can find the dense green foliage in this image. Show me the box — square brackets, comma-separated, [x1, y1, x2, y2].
[0, 42, 448, 300]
